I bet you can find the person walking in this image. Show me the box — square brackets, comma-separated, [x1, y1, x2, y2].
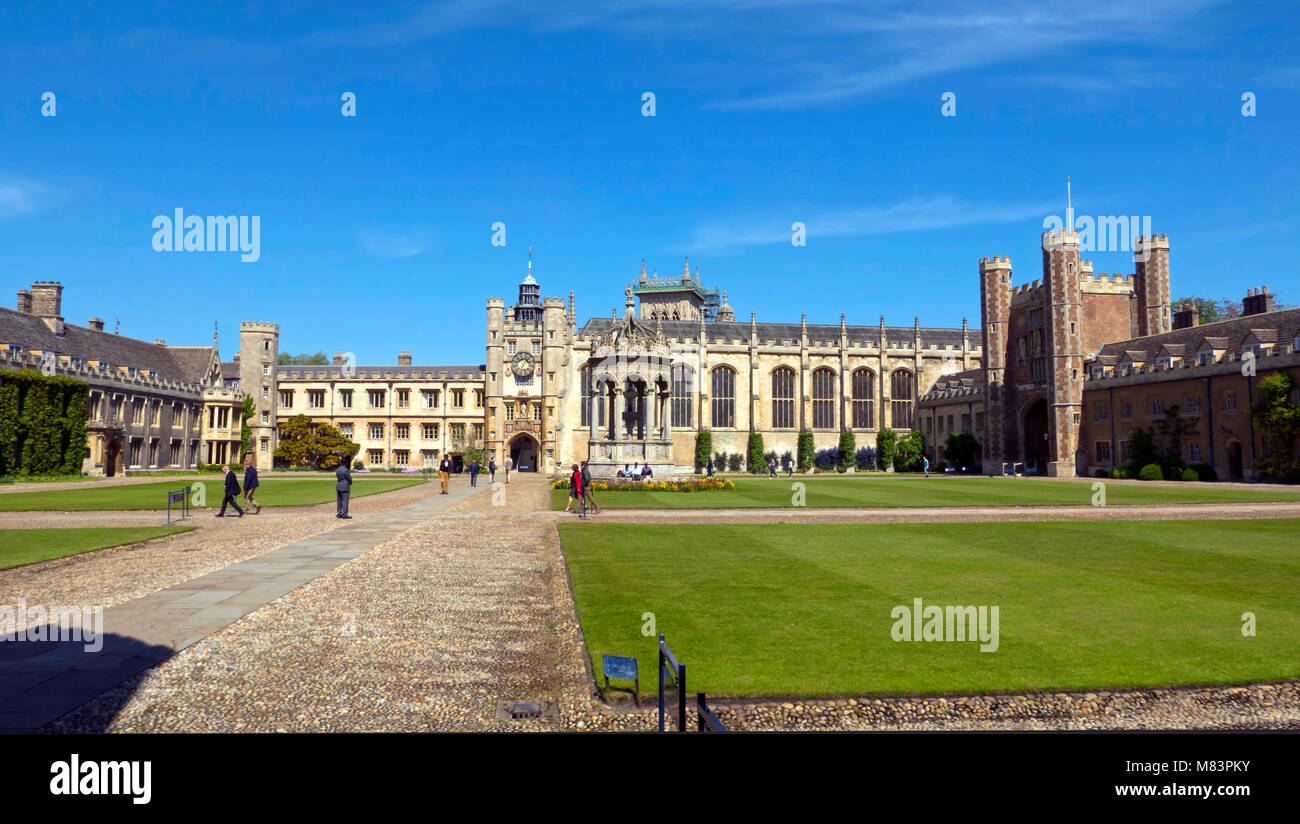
[504, 454, 513, 484]
[923, 455, 930, 479]
[439, 454, 452, 494]
[705, 457, 714, 477]
[336, 460, 353, 518]
[469, 456, 480, 487]
[488, 457, 497, 484]
[767, 457, 777, 479]
[216, 465, 244, 517]
[580, 459, 600, 515]
[242, 453, 262, 514]
[563, 463, 582, 514]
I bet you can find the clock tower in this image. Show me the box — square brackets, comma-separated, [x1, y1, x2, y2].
[484, 252, 570, 473]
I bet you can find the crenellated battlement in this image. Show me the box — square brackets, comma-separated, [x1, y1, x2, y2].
[979, 255, 1012, 271]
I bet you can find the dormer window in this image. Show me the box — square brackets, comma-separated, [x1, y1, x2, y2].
[1243, 343, 1262, 359]
[1293, 336, 1300, 353]
[1197, 350, 1214, 366]
[1156, 355, 1173, 369]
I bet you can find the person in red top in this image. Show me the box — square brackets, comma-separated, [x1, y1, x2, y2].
[563, 463, 586, 518]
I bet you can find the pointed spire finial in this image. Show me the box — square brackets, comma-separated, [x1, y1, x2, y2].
[1066, 176, 1073, 232]
[213, 320, 218, 348]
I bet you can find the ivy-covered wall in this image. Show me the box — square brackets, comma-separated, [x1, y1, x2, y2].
[0, 369, 89, 476]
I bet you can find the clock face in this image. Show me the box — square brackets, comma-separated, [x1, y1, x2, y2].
[511, 351, 535, 378]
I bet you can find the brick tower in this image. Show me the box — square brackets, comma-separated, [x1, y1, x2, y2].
[1042, 229, 1084, 477]
[239, 321, 280, 469]
[1133, 234, 1171, 337]
[978, 255, 1013, 474]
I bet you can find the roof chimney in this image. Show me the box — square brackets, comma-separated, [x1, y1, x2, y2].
[332, 352, 347, 365]
[16, 289, 32, 314]
[29, 281, 64, 335]
[1172, 302, 1199, 330]
[88, 317, 105, 332]
[1242, 286, 1276, 317]
[398, 351, 412, 366]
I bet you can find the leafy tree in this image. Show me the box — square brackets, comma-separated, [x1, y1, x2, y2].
[694, 430, 712, 472]
[875, 429, 898, 471]
[277, 351, 329, 365]
[1154, 405, 1194, 471]
[273, 414, 358, 469]
[943, 432, 979, 469]
[893, 430, 926, 472]
[1172, 296, 1225, 325]
[1124, 427, 1160, 475]
[747, 431, 766, 473]
[797, 430, 815, 471]
[837, 430, 856, 470]
[1252, 372, 1300, 482]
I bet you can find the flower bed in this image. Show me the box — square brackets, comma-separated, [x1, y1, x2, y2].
[552, 477, 735, 493]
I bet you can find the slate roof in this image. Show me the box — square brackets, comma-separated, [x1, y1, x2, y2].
[1092, 308, 1300, 364]
[577, 317, 975, 348]
[0, 306, 191, 381]
[167, 346, 219, 383]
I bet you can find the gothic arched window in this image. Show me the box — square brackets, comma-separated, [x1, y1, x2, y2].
[771, 367, 796, 429]
[851, 368, 875, 429]
[812, 367, 836, 429]
[890, 369, 914, 429]
[671, 364, 694, 428]
[711, 366, 736, 428]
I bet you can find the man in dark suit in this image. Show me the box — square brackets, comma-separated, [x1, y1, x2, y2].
[469, 457, 480, 487]
[216, 465, 243, 517]
[336, 461, 353, 519]
[242, 453, 262, 514]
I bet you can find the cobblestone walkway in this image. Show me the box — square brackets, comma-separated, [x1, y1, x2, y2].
[0, 480, 480, 732]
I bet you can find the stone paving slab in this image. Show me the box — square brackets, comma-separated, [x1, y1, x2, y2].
[0, 481, 482, 733]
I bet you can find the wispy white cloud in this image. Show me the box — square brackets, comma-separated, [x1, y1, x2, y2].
[357, 228, 436, 259]
[300, 0, 1223, 109]
[0, 177, 54, 219]
[681, 196, 1054, 253]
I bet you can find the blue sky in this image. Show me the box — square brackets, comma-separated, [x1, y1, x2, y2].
[2, 1, 1297, 364]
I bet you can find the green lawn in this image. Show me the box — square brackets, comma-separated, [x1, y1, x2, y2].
[560, 520, 1300, 697]
[0, 477, 424, 511]
[0, 526, 197, 570]
[553, 474, 1300, 510]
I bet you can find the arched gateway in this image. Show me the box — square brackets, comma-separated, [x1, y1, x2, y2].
[508, 432, 539, 472]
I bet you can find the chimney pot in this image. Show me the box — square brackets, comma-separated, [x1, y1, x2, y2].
[88, 317, 105, 332]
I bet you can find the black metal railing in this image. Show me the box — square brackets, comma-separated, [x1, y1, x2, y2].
[658, 634, 727, 732]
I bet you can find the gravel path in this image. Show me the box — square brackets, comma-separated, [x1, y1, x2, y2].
[44, 474, 595, 732]
[0, 480, 441, 614]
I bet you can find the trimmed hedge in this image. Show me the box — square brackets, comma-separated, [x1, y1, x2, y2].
[797, 431, 815, 471]
[1137, 463, 1164, 481]
[747, 432, 766, 473]
[0, 369, 89, 477]
[695, 430, 712, 472]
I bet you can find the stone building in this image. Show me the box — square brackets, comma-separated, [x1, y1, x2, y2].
[274, 355, 486, 471]
[920, 232, 1299, 480]
[1080, 295, 1300, 480]
[1, 281, 245, 475]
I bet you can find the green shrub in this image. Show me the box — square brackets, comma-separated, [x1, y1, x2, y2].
[1180, 467, 1198, 482]
[1110, 467, 1129, 479]
[747, 432, 766, 473]
[0, 369, 89, 477]
[797, 431, 815, 471]
[876, 429, 898, 471]
[893, 430, 926, 472]
[1137, 463, 1163, 481]
[837, 431, 856, 470]
[694, 430, 712, 472]
[727, 452, 743, 473]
